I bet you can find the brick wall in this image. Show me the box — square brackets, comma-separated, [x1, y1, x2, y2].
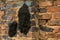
[0, 0, 60, 40]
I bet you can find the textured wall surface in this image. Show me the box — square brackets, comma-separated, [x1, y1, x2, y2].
[0, 0, 60, 40]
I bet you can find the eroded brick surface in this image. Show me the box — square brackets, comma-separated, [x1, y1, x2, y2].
[0, 0, 60, 40]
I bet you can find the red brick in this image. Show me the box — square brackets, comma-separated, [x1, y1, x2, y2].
[53, 26, 59, 33]
[53, 13, 60, 19]
[39, 1, 52, 6]
[54, 0, 60, 5]
[47, 6, 60, 12]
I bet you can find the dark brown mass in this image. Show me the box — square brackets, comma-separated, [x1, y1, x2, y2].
[18, 3, 31, 35]
[8, 21, 17, 37]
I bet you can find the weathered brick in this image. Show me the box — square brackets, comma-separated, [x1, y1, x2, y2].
[54, 0, 60, 5]
[48, 20, 60, 26]
[0, 2, 5, 8]
[53, 13, 60, 19]
[47, 6, 60, 12]
[47, 38, 57, 40]
[0, 0, 60, 40]
[38, 14, 52, 19]
[39, 0, 52, 7]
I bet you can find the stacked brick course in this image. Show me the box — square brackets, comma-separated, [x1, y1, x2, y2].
[0, 0, 60, 40]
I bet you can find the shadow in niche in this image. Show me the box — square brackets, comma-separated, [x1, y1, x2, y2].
[39, 25, 54, 32]
[8, 21, 17, 37]
[18, 3, 31, 35]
